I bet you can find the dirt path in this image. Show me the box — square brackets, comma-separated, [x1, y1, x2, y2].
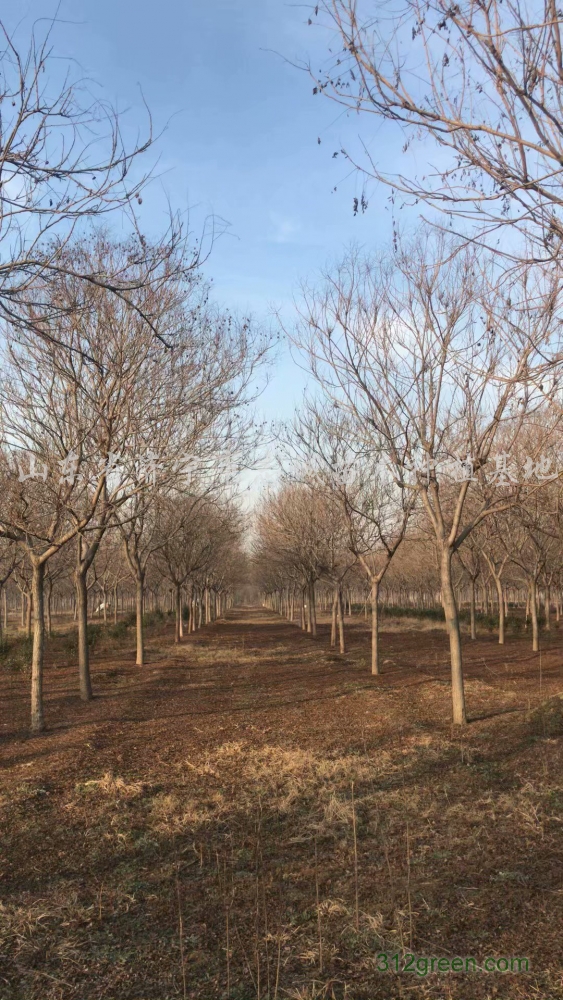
[1, 607, 563, 998]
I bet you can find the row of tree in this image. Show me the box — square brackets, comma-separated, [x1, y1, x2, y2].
[0, 19, 270, 732]
[0, 235, 264, 731]
[256, 478, 563, 646]
[254, 229, 563, 725]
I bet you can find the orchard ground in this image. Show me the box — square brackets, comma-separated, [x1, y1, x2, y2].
[1, 607, 563, 999]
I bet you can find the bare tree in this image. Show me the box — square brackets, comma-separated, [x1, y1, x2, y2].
[254, 482, 333, 637]
[0, 538, 20, 646]
[0, 17, 206, 345]
[285, 401, 414, 670]
[308, 0, 563, 257]
[154, 493, 217, 642]
[479, 517, 510, 644]
[455, 531, 482, 640]
[294, 230, 559, 723]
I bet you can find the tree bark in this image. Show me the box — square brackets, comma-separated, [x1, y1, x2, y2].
[136, 575, 145, 665]
[440, 547, 466, 725]
[309, 581, 317, 636]
[470, 578, 476, 640]
[371, 578, 380, 676]
[30, 561, 46, 733]
[530, 578, 539, 652]
[26, 593, 32, 638]
[330, 590, 337, 647]
[75, 570, 92, 701]
[175, 582, 181, 643]
[337, 586, 346, 654]
[493, 575, 505, 645]
[46, 579, 52, 638]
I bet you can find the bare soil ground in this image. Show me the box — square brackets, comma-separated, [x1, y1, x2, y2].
[1, 607, 563, 1000]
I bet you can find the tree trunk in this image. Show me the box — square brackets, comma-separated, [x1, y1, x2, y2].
[136, 575, 145, 665]
[470, 578, 476, 640]
[493, 575, 504, 645]
[114, 585, 118, 624]
[330, 590, 337, 647]
[301, 589, 306, 630]
[30, 561, 46, 733]
[309, 581, 317, 636]
[337, 586, 346, 654]
[175, 582, 181, 643]
[75, 570, 92, 701]
[440, 547, 466, 725]
[530, 578, 539, 652]
[26, 593, 32, 638]
[545, 586, 551, 631]
[46, 580, 52, 638]
[371, 578, 380, 675]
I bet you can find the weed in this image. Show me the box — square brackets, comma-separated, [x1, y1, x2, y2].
[0, 635, 33, 675]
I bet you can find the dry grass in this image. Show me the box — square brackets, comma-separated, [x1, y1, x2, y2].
[1, 608, 563, 998]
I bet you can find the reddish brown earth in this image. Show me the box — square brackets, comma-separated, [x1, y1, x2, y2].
[1, 607, 563, 999]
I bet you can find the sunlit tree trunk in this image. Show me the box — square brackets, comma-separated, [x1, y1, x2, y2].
[330, 590, 337, 647]
[175, 582, 182, 643]
[440, 547, 466, 725]
[371, 578, 380, 676]
[30, 561, 46, 733]
[135, 576, 145, 665]
[26, 593, 32, 638]
[75, 571, 92, 701]
[46, 579, 52, 638]
[309, 581, 317, 636]
[530, 579, 539, 652]
[337, 586, 346, 654]
[492, 576, 505, 645]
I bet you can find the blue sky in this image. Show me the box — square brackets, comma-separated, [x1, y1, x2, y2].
[13, 0, 411, 491]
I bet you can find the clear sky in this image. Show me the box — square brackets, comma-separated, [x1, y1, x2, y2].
[13, 0, 412, 492]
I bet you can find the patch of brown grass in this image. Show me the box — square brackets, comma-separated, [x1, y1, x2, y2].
[1, 609, 563, 998]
